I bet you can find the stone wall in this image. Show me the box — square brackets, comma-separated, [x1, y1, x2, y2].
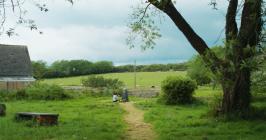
[128, 89, 160, 98]
[63, 86, 160, 98]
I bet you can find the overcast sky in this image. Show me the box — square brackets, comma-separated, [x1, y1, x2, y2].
[0, 0, 228, 65]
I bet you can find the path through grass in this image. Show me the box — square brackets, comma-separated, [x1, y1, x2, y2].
[120, 102, 156, 140]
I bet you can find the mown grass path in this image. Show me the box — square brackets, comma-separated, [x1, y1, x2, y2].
[120, 102, 156, 140]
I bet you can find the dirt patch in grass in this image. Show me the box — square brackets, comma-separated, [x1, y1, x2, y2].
[120, 102, 156, 140]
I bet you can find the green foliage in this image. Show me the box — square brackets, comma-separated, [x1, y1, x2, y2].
[115, 63, 187, 73]
[161, 76, 197, 104]
[82, 76, 106, 88]
[252, 47, 266, 94]
[33, 59, 186, 79]
[187, 46, 224, 85]
[0, 83, 71, 101]
[38, 60, 115, 78]
[25, 83, 71, 100]
[127, 3, 161, 50]
[93, 61, 114, 74]
[31, 60, 48, 79]
[187, 56, 213, 85]
[82, 76, 125, 96]
[82, 76, 124, 89]
[252, 72, 266, 94]
[48, 60, 96, 77]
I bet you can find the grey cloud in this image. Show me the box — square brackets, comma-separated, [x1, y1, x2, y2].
[1, 0, 227, 65]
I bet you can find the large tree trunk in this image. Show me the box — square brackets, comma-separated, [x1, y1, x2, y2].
[220, 0, 262, 114]
[221, 68, 251, 113]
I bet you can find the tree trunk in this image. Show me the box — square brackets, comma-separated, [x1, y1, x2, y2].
[221, 67, 251, 113]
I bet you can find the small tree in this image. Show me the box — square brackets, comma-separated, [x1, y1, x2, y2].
[32, 61, 48, 79]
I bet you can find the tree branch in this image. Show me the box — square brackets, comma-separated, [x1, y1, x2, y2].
[151, 1, 210, 55]
[226, 0, 238, 41]
[11, 0, 15, 12]
[139, 3, 151, 22]
[149, 0, 222, 73]
[238, 0, 263, 47]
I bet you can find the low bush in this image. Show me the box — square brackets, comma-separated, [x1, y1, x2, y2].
[82, 76, 106, 88]
[25, 83, 71, 100]
[0, 83, 71, 101]
[161, 76, 197, 105]
[82, 76, 124, 96]
[82, 76, 124, 88]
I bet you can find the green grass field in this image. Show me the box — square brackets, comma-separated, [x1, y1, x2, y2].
[133, 89, 266, 140]
[0, 97, 125, 140]
[2, 71, 266, 140]
[42, 71, 186, 88]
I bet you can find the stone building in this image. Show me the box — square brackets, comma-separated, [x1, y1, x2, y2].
[0, 44, 35, 91]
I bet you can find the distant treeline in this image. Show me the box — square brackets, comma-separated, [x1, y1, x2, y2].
[32, 60, 187, 79]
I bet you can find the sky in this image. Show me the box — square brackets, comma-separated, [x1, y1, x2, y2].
[0, 0, 228, 65]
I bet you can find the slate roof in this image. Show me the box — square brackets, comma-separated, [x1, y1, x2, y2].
[0, 44, 33, 77]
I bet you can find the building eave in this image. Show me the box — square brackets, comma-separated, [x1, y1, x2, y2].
[0, 76, 35, 82]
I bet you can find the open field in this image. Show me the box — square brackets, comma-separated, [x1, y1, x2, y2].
[42, 71, 186, 88]
[0, 97, 125, 140]
[2, 71, 266, 140]
[1, 85, 266, 140]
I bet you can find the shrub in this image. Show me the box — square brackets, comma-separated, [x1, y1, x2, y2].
[161, 76, 197, 104]
[0, 83, 71, 101]
[25, 83, 71, 100]
[82, 76, 124, 96]
[82, 76, 106, 88]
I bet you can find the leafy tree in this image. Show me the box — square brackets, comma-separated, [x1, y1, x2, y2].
[67, 60, 93, 76]
[187, 46, 224, 85]
[50, 60, 69, 77]
[128, 0, 265, 115]
[187, 56, 213, 85]
[31, 61, 48, 79]
[92, 61, 114, 74]
[166, 63, 187, 71]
